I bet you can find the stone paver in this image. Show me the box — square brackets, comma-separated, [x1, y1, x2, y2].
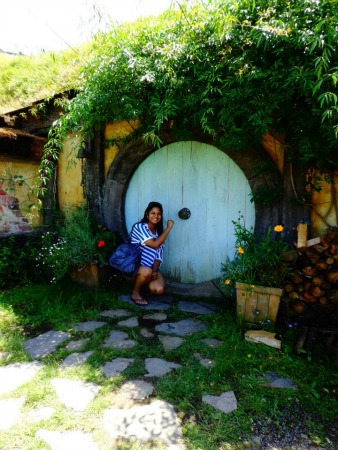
[139, 312, 168, 328]
[194, 352, 215, 368]
[159, 335, 185, 351]
[60, 351, 94, 369]
[119, 294, 173, 310]
[24, 331, 70, 358]
[202, 391, 238, 414]
[245, 330, 282, 349]
[140, 328, 155, 338]
[37, 429, 99, 450]
[260, 372, 297, 389]
[99, 309, 132, 318]
[145, 358, 182, 377]
[118, 380, 154, 400]
[51, 378, 101, 411]
[155, 318, 208, 336]
[0, 361, 43, 395]
[0, 396, 25, 430]
[177, 300, 220, 315]
[143, 312, 167, 321]
[117, 317, 139, 328]
[100, 357, 134, 378]
[103, 399, 185, 448]
[73, 321, 107, 332]
[103, 330, 136, 349]
[201, 338, 223, 348]
[65, 338, 90, 351]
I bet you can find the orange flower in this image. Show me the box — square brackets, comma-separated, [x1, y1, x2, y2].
[225, 279, 231, 285]
[237, 246, 244, 254]
[274, 225, 283, 232]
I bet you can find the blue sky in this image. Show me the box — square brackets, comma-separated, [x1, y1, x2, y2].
[0, 0, 174, 55]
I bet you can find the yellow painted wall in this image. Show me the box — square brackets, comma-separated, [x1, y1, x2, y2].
[310, 171, 338, 236]
[0, 160, 42, 234]
[57, 134, 85, 212]
[104, 120, 139, 177]
[56, 121, 137, 215]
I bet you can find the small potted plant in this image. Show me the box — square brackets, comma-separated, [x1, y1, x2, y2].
[220, 216, 292, 324]
[36, 203, 118, 286]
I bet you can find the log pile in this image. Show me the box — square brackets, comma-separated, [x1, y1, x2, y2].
[283, 228, 338, 357]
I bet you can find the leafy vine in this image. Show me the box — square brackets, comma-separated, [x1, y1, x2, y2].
[38, 0, 338, 194]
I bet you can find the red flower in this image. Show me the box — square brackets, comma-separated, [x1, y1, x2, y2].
[97, 240, 105, 248]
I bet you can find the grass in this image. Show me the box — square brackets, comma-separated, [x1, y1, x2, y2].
[0, 46, 89, 113]
[0, 277, 337, 449]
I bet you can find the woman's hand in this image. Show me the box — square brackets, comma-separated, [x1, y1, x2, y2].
[151, 271, 158, 280]
[167, 219, 174, 229]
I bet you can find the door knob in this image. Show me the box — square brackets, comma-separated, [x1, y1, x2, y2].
[178, 208, 191, 220]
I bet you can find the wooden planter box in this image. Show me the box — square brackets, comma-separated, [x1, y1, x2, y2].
[235, 282, 283, 324]
[69, 263, 100, 287]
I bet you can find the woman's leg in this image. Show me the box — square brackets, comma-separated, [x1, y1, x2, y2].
[132, 266, 152, 304]
[148, 271, 165, 295]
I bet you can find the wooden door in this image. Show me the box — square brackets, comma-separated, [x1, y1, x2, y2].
[125, 141, 255, 283]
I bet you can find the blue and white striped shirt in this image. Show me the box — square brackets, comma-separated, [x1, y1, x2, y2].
[130, 223, 164, 268]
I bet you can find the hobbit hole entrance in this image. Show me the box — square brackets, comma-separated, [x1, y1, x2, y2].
[103, 137, 281, 285]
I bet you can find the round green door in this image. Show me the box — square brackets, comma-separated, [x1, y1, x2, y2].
[125, 141, 255, 284]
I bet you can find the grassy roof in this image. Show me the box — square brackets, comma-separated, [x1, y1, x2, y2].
[0, 46, 89, 114]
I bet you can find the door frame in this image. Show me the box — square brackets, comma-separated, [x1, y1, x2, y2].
[103, 131, 281, 242]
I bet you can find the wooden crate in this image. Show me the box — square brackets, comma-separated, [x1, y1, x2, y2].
[235, 282, 283, 323]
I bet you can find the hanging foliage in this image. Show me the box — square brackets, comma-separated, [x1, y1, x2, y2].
[39, 0, 338, 192]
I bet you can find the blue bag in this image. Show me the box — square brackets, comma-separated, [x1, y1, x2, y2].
[108, 243, 142, 276]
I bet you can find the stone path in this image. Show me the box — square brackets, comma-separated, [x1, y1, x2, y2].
[0, 295, 297, 449]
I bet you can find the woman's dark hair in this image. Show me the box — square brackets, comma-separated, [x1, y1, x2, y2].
[140, 201, 164, 234]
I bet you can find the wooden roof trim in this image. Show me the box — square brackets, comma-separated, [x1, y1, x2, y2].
[0, 127, 47, 142]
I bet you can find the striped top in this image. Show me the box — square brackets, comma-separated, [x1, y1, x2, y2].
[130, 222, 164, 268]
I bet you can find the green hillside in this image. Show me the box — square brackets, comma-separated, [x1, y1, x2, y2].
[0, 46, 89, 113]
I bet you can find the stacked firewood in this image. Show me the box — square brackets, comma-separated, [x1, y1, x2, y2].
[284, 228, 338, 327]
[283, 228, 338, 357]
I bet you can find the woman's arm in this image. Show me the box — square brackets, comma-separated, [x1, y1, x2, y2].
[144, 220, 174, 249]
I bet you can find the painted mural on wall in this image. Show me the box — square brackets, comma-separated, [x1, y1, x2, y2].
[0, 179, 32, 234]
[0, 162, 42, 235]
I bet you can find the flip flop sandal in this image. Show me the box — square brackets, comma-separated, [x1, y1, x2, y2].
[131, 297, 148, 306]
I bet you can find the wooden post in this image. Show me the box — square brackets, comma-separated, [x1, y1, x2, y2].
[297, 223, 308, 248]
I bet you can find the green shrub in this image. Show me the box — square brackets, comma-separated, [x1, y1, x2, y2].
[36, 204, 118, 282]
[0, 233, 41, 289]
[220, 217, 292, 296]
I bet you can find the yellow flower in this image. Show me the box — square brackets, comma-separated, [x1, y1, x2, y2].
[225, 279, 231, 285]
[237, 246, 244, 254]
[274, 225, 284, 232]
